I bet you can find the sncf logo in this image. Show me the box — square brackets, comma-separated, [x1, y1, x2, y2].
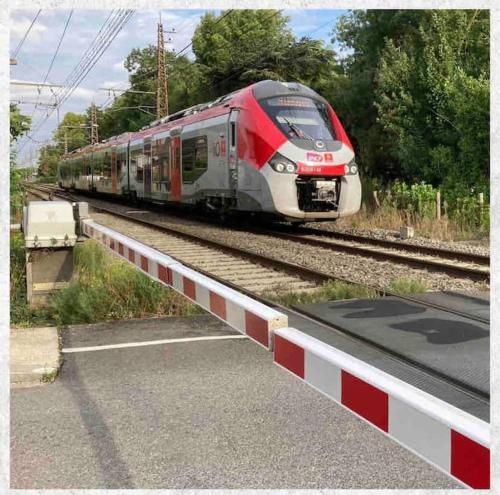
[306, 152, 334, 163]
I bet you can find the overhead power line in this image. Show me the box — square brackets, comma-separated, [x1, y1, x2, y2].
[41, 11, 74, 90]
[19, 9, 134, 154]
[32, 10, 74, 116]
[11, 9, 42, 58]
[100, 9, 235, 111]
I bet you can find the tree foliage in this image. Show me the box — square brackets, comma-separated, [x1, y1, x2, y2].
[49, 9, 489, 197]
[331, 9, 489, 194]
[53, 112, 89, 153]
[37, 144, 60, 177]
[10, 104, 31, 141]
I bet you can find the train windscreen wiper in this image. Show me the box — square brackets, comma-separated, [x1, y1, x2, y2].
[283, 117, 314, 141]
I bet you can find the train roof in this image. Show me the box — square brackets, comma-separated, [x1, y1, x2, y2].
[62, 80, 324, 159]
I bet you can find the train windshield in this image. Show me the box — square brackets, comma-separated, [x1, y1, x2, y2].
[260, 96, 336, 141]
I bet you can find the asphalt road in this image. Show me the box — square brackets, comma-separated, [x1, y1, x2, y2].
[11, 315, 459, 489]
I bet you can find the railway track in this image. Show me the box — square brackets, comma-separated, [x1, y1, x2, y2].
[26, 184, 488, 322]
[246, 225, 489, 282]
[25, 184, 489, 400]
[32, 183, 490, 282]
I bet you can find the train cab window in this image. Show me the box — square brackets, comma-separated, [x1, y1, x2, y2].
[182, 136, 208, 183]
[231, 123, 236, 147]
[259, 96, 336, 142]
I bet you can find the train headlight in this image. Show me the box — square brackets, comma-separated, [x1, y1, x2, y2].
[344, 159, 358, 175]
[269, 152, 297, 174]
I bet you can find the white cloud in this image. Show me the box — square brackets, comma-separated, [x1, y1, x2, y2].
[10, 16, 48, 46]
[112, 60, 126, 72]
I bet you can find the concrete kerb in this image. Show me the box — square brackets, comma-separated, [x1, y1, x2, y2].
[10, 326, 61, 387]
[273, 327, 490, 489]
[81, 219, 287, 349]
[81, 217, 490, 488]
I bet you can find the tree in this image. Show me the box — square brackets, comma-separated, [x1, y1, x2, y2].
[53, 112, 89, 153]
[37, 144, 60, 177]
[331, 9, 489, 193]
[192, 10, 294, 95]
[10, 104, 31, 141]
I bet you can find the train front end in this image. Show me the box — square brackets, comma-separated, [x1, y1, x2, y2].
[238, 81, 361, 222]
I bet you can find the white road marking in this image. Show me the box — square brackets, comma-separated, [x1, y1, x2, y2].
[62, 334, 248, 353]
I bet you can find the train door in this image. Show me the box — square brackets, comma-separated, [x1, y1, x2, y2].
[170, 132, 182, 201]
[144, 137, 152, 199]
[228, 109, 239, 200]
[111, 145, 117, 194]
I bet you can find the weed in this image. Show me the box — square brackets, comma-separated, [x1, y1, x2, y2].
[386, 277, 427, 295]
[10, 233, 56, 327]
[50, 240, 204, 326]
[41, 367, 59, 383]
[337, 179, 490, 242]
[262, 280, 378, 307]
[10, 236, 203, 327]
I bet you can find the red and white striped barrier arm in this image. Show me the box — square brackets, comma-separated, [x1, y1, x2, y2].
[273, 327, 490, 489]
[82, 219, 287, 349]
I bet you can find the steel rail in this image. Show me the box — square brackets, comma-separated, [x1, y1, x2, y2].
[280, 225, 490, 265]
[244, 226, 490, 282]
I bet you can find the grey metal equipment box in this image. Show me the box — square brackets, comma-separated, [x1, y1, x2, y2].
[22, 201, 78, 308]
[23, 201, 77, 248]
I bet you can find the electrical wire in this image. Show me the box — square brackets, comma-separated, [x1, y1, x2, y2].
[18, 10, 134, 154]
[32, 10, 74, 116]
[11, 9, 42, 58]
[100, 10, 235, 110]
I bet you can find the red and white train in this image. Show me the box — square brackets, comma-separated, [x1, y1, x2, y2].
[58, 80, 361, 222]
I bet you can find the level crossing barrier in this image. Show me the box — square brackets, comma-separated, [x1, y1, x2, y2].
[81, 217, 490, 489]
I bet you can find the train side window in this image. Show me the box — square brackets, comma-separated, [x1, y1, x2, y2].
[130, 148, 143, 182]
[152, 140, 161, 182]
[160, 138, 170, 180]
[182, 136, 208, 183]
[136, 153, 144, 183]
[117, 151, 127, 181]
[231, 123, 236, 147]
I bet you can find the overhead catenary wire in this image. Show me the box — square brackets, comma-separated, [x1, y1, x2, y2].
[19, 9, 134, 155]
[11, 9, 42, 59]
[100, 9, 235, 110]
[32, 10, 74, 116]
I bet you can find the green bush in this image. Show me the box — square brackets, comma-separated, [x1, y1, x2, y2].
[10, 237, 203, 327]
[51, 241, 203, 326]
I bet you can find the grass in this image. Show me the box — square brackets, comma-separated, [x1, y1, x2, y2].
[41, 367, 59, 383]
[386, 277, 427, 295]
[336, 202, 489, 243]
[10, 233, 55, 327]
[262, 276, 427, 308]
[262, 280, 379, 307]
[10, 236, 203, 328]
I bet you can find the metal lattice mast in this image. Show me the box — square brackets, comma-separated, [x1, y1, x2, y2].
[156, 22, 168, 119]
[91, 102, 99, 145]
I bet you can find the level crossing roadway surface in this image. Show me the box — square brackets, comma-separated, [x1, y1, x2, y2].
[10, 315, 459, 489]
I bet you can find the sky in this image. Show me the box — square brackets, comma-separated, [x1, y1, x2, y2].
[10, 9, 347, 167]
